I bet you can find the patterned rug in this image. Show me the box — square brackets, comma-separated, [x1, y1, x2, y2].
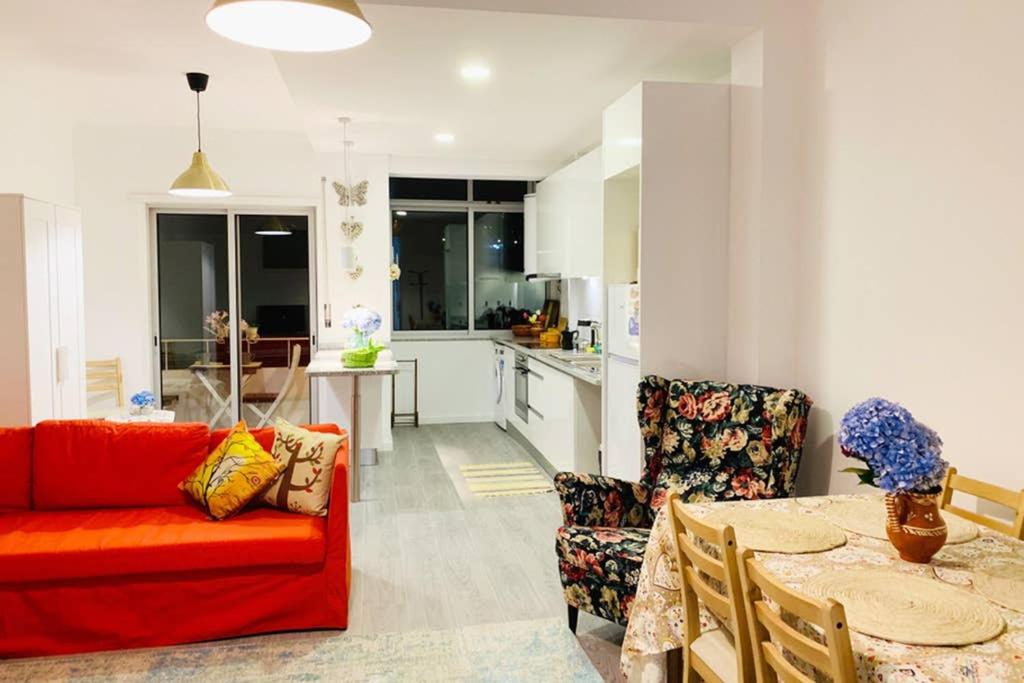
[0, 617, 601, 683]
[459, 462, 554, 498]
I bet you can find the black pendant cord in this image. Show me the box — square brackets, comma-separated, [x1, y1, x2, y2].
[196, 91, 202, 152]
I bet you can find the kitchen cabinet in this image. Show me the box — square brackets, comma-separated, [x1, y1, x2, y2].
[0, 194, 86, 424]
[523, 193, 537, 277]
[526, 360, 574, 473]
[528, 147, 603, 279]
[502, 344, 600, 476]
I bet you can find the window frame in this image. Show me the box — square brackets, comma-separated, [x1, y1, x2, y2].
[391, 185, 529, 340]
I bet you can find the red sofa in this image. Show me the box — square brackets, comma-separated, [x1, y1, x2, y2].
[0, 420, 350, 657]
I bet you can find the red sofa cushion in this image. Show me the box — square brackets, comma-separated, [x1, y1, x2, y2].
[32, 421, 210, 510]
[210, 423, 342, 453]
[0, 506, 326, 583]
[0, 427, 32, 510]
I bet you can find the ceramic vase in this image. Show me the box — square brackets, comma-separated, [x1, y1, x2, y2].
[885, 492, 947, 563]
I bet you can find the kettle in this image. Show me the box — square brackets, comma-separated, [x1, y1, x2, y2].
[560, 329, 579, 351]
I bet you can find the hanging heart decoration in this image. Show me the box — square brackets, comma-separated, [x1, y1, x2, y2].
[341, 219, 363, 241]
[348, 265, 364, 280]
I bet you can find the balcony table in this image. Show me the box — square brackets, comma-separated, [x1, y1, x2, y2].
[620, 494, 1024, 682]
[188, 361, 262, 427]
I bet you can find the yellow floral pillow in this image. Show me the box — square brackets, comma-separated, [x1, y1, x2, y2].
[180, 420, 285, 520]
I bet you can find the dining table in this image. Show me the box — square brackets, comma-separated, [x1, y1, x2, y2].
[188, 361, 263, 427]
[620, 494, 1024, 682]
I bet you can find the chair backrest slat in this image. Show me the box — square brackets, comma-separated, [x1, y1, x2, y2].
[762, 642, 814, 683]
[85, 358, 124, 409]
[738, 548, 856, 683]
[668, 494, 754, 681]
[940, 467, 1024, 539]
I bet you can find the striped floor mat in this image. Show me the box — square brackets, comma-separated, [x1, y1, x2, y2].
[459, 461, 554, 498]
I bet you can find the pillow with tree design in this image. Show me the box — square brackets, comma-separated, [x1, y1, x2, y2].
[180, 420, 285, 520]
[262, 419, 345, 516]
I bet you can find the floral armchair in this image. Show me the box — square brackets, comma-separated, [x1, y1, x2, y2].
[554, 377, 812, 629]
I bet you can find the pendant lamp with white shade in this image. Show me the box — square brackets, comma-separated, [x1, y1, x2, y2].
[206, 0, 372, 53]
[169, 72, 231, 198]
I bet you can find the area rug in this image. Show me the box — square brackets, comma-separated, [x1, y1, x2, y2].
[459, 462, 554, 498]
[0, 617, 601, 683]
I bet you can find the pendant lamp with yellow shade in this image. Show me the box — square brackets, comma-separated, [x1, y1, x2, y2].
[169, 72, 231, 198]
[205, 0, 372, 53]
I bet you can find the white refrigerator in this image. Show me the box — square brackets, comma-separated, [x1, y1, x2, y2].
[605, 284, 643, 482]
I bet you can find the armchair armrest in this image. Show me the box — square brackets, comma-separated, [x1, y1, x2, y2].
[554, 472, 653, 529]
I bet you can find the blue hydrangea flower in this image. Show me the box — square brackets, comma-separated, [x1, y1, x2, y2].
[130, 391, 156, 409]
[341, 306, 382, 336]
[838, 398, 947, 494]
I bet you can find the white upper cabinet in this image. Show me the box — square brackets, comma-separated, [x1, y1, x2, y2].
[523, 193, 538, 277]
[602, 84, 643, 179]
[531, 146, 603, 279]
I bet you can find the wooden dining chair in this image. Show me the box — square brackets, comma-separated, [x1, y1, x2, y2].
[86, 358, 124, 409]
[940, 467, 1024, 539]
[242, 344, 302, 428]
[667, 492, 754, 683]
[737, 549, 856, 683]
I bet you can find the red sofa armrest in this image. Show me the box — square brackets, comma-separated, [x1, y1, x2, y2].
[323, 430, 351, 624]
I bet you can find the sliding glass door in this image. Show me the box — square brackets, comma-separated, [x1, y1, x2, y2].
[153, 209, 315, 428]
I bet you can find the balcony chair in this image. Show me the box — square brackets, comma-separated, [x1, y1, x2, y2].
[554, 376, 812, 630]
[242, 344, 302, 428]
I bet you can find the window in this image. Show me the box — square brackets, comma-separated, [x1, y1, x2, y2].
[391, 177, 543, 334]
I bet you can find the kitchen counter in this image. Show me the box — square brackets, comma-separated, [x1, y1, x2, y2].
[495, 339, 601, 386]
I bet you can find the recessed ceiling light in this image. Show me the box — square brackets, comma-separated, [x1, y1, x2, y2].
[460, 64, 491, 82]
[395, 210, 408, 216]
[434, 132, 455, 144]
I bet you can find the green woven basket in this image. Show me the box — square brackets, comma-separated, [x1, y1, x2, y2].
[342, 342, 382, 368]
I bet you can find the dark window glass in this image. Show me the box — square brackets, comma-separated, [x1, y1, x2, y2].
[392, 210, 469, 331]
[389, 177, 468, 201]
[474, 212, 545, 330]
[473, 180, 529, 203]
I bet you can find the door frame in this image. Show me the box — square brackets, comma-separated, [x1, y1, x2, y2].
[148, 203, 318, 425]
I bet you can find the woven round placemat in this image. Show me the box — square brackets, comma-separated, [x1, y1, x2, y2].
[974, 562, 1024, 613]
[823, 498, 978, 544]
[702, 508, 846, 554]
[801, 569, 1005, 646]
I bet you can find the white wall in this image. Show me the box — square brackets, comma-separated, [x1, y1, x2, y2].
[0, 67, 76, 206]
[390, 339, 497, 423]
[795, 0, 1024, 494]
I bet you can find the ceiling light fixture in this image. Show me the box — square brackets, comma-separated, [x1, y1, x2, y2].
[169, 72, 232, 198]
[395, 210, 408, 217]
[255, 216, 293, 236]
[434, 132, 455, 144]
[206, 0, 371, 52]
[460, 64, 491, 81]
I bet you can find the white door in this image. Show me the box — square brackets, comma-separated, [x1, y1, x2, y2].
[54, 206, 85, 418]
[22, 198, 57, 423]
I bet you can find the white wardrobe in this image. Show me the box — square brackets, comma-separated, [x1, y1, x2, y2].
[0, 194, 86, 424]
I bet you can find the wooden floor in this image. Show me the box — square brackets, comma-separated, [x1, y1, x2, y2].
[348, 423, 626, 679]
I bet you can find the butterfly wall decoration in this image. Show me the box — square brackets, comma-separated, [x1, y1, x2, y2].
[333, 180, 369, 207]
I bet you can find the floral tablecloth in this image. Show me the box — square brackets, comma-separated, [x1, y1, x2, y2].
[620, 494, 1024, 682]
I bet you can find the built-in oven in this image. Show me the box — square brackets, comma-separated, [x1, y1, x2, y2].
[514, 352, 529, 423]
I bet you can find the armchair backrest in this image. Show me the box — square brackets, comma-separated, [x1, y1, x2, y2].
[637, 377, 812, 508]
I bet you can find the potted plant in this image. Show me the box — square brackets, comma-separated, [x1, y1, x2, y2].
[341, 306, 383, 368]
[839, 397, 949, 563]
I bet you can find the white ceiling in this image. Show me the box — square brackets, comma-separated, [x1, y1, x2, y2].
[278, 5, 746, 165]
[1, 0, 749, 170]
